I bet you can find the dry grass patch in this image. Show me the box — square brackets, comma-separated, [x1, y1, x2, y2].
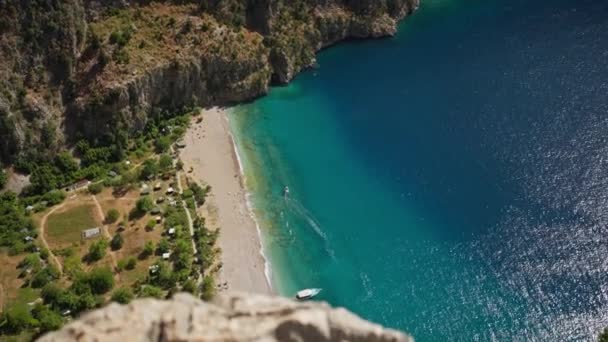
[46, 203, 100, 247]
[0, 252, 27, 309]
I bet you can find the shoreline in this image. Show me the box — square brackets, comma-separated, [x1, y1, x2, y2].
[181, 107, 273, 294]
[225, 117, 275, 292]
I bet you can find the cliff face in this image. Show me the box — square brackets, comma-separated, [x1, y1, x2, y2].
[0, 0, 419, 164]
[38, 292, 413, 342]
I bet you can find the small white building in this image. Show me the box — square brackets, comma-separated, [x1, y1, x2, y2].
[166, 187, 175, 195]
[81, 227, 101, 240]
[155, 216, 162, 223]
[24, 236, 34, 242]
[25, 205, 34, 212]
[162, 252, 171, 260]
[168, 228, 176, 235]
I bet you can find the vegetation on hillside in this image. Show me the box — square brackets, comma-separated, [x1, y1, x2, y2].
[0, 109, 220, 339]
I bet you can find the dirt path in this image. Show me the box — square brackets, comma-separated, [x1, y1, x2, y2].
[91, 195, 120, 277]
[175, 169, 202, 285]
[39, 203, 67, 274]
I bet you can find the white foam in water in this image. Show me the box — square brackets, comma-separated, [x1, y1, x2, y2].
[225, 114, 274, 291]
[285, 196, 336, 260]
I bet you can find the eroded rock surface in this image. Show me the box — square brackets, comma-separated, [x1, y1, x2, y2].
[38, 292, 413, 342]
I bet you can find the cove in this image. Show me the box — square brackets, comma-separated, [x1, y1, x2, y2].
[231, 0, 608, 340]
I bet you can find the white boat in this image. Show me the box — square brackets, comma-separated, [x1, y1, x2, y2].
[283, 186, 290, 197]
[295, 288, 322, 300]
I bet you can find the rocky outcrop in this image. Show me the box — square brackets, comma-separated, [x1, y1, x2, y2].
[69, 43, 272, 140]
[0, 0, 419, 164]
[38, 292, 413, 342]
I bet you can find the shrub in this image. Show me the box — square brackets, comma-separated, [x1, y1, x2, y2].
[136, 196, 154, 213]
[139, 285, 163, 299]
[32, 304, 62, 333]
[182, 279, 197, 295]
[110, 233, 123, 250]
[39, 248, 50, 260]
[42, 190, 66, 206]
[141, 241, 154, 258]
[125, 257, 136, 270]
[111, 287, 134, 304]
[154, 136, 171, 153]
[201, 275, 215, 301]
[157, 238, 170, 254]
[106, 208, 120, 223]
[2, 304, 38, 334]
[140, 159, 158, 180]
[181, 189, 193, 198]
[159, 154, 173, 171]
[31, 266, 60, 288]
[88, 183, 103, 194]
[41, 283, 63, 306]
[87, 239, 108, 262]
[87, 267, 115, 294]
[146, 219, 156, 230]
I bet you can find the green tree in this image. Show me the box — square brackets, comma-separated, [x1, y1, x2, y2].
[140, 159, 158, 180]
[106, 208, 120, 223]
[154, 136, 171, 153]
[110, 233, 124, 251]
[19, 254, 42, 271]
[29, 165, 58, 194]
[42, 190, 66, 206]
[157, 238, 170, 254]
[32, 304, 62, 333]
[158, 154, 173, 171]
[31, 266, 60, 288]
[87, 267, 115, 294]
[136, 196, 154, 213]
[55, 151, 79, 174]
[2, 304, 38, 333]
[88, 183, 103, 194]
[42, 283, 64, 307]
[87, 239, 108, 262]
[111, 287, 134, 304]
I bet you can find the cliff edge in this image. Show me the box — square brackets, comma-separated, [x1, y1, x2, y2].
[38, 292, 413, 342]
[0, 0, 419, 166]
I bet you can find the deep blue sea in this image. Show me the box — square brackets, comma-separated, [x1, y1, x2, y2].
[230, 0, 608, 340]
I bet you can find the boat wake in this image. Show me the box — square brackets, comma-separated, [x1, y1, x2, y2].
[285, 196, 336, 260]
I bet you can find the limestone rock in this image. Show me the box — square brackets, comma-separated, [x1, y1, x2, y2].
[38, 292, 413, 342]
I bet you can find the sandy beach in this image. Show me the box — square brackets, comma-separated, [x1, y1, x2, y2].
[181, 107, 272, 294]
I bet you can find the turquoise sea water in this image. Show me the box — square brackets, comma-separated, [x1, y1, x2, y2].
[230, 0, 608, 340]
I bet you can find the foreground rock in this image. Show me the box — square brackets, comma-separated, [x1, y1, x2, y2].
[38, 292, 413, 342]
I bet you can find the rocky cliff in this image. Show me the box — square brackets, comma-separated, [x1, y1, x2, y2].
[38, 292, 413, 342]
[0, 0, 419, 165]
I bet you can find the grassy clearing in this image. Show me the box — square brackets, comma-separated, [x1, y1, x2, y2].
[46, 205, 99, 245]
[0, 252, 26, 307]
